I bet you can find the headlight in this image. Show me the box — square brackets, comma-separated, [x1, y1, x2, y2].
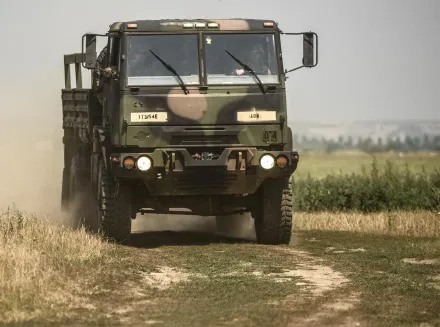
[260, 154, 275, 170]
[136, 156, 152, 171]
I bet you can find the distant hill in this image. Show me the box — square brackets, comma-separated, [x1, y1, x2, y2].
[288, 120, 440, 141]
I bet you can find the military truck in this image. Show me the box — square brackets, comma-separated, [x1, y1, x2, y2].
[61, 18, 318, 245]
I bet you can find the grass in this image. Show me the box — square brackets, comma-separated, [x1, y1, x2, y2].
[1, 205, 440, 326]
[295, 231, 440, 327]
[0, 205, 128, 325]
[294, 211, 440, 237]
[295, 151, 440, 179]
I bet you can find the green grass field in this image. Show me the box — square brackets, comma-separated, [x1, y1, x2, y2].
[294, 151, 440, 179]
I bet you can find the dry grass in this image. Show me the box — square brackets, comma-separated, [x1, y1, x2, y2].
[294, 211, 440, 237]
[0, 205, 121, 324]
[295, 151, 440, 179]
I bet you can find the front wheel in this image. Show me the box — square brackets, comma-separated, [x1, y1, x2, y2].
[97, 159, 132, 244]
[252, 178, 293, 245]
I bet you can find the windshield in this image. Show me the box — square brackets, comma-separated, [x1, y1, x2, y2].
[126, 34, 200, 86]
[203, 33, 280, 85]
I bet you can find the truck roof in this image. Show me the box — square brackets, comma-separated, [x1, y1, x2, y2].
[109, 19, 278, 32]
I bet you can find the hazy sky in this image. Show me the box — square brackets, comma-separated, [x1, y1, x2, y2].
[1, 0, 439, 131]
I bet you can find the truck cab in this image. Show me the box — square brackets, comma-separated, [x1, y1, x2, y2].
[61, 18, 318, 245]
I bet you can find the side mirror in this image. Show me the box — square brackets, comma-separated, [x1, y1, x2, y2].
[83, 34, 97, 69]
[302, 32, 317, 67]
[282, 31, 318, 74]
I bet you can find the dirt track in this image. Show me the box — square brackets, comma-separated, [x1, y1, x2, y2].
[110, 229, 358, 327]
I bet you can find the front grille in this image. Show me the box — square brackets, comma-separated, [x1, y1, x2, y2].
[170, 135, 239, 145]
[174, 170, 238, 191]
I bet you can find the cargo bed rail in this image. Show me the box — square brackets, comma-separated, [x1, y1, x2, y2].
[63, 53, 91, 90]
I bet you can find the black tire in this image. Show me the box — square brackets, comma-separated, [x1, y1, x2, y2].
[253, 178, 293, 245]
[97, 159, 132, 244]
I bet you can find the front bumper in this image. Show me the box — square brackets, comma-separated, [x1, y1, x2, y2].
[109, 147, 299, 195]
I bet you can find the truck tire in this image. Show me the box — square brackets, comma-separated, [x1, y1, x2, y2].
[253, 178, 293, 245]
[97, 158, 132, 244]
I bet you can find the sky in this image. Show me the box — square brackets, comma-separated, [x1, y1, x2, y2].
[0, 0, 439, 137]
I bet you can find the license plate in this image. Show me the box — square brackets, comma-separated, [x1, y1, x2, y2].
[131, 112, 168, 123]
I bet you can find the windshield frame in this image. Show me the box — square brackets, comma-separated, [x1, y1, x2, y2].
[201, 31, 282, 86]
[122, 32, 202, 87]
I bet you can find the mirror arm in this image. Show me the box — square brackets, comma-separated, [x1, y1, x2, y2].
[284, 65, 304, 74]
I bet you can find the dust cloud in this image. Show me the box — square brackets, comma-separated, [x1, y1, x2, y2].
[0, 126, 69, 225]
[132, 212, 256, 241]
[0, 120, 256, 241]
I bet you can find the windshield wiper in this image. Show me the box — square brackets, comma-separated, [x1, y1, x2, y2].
[149, 49, 189, 95]
[224, 50, 266, 94]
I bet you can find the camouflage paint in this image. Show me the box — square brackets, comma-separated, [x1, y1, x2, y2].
[117, 86, 287, 148]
